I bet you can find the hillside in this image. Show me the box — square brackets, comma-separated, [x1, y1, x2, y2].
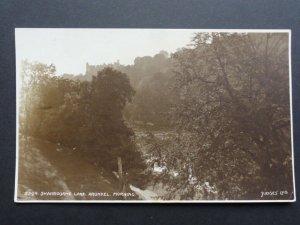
[17, 136, 136, 201]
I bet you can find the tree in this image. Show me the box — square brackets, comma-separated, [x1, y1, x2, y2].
[159, 32, 292, 199]
[19, 61, 56, 138]
[78, 68, 137, 169]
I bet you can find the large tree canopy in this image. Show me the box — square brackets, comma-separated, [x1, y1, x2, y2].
[154, 32, 292, 199]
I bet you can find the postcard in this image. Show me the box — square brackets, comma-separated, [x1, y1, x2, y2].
[15, 29, 295, 202]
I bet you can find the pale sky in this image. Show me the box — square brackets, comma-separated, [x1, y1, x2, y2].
[15, 29, 199, 75]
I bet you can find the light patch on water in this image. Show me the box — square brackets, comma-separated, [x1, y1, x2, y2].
[130, 185, 159, 200]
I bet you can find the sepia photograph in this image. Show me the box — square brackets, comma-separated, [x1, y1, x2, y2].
[15, 29, 295, 202]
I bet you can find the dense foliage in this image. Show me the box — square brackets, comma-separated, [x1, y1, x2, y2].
[20, 65, 145, 175]
[149, 33, 292, 199]
[79, 51, 175, 127]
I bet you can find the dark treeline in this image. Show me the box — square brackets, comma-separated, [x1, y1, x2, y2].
[20, 32, 293, 200]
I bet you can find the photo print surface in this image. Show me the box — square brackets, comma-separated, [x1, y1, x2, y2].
[15, 29, 295, 202]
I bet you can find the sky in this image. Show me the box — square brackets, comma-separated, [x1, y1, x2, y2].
[15, 29, 199, 75]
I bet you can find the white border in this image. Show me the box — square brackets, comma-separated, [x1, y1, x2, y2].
[14, 29, 296, 203]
